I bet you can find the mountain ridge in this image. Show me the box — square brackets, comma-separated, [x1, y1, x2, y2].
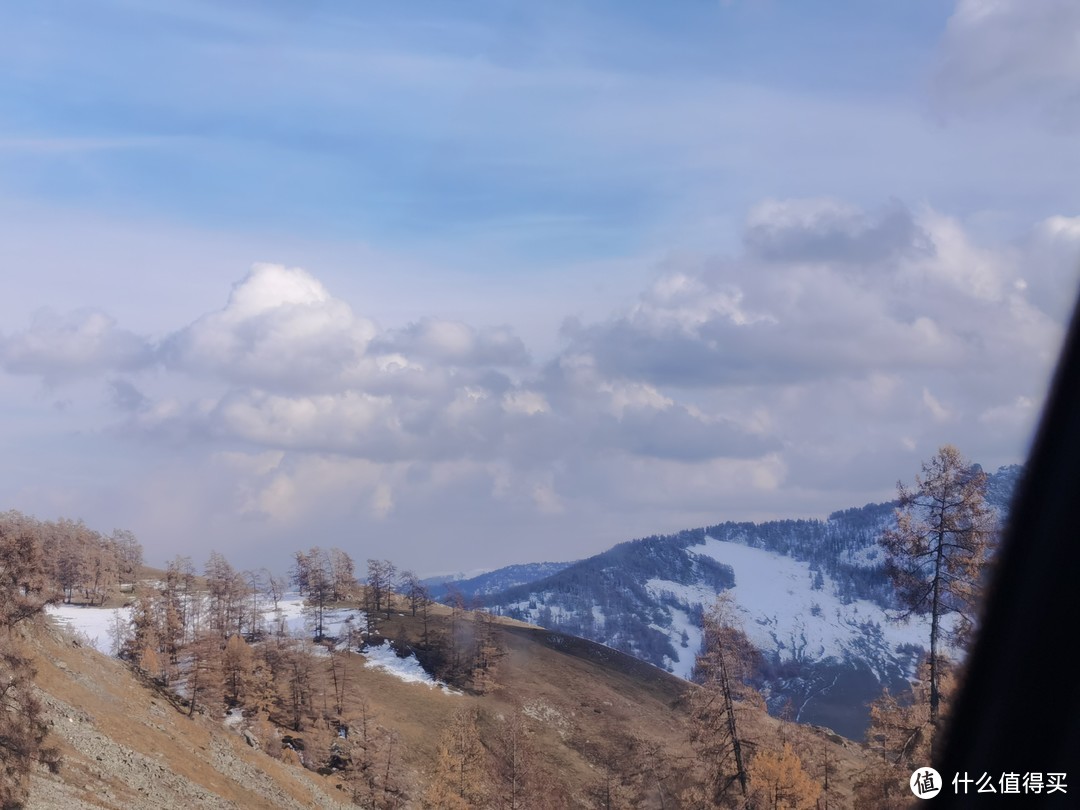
[435, 464, 1022, 738]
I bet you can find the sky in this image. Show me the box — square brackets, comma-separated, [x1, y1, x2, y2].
[2, 0, 1079, 575]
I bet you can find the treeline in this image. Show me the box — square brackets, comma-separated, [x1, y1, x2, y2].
[8, 513, 143, 606]
[113, 545, 518, 808]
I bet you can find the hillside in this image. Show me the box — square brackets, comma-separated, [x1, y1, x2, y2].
[21, 594, 876, 809]
[26, 618, 352, 810]
[442, 465, 1023, 739]
[424, 562, 575, 601]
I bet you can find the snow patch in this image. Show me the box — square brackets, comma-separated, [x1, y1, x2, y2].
[224, 708, 244, 728]
[362, 644, 460, 694]
[689, 537, 940, 679]
[47, 605, 130, 655]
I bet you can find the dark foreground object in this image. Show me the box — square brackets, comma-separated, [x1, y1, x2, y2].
[934, 295, 1080, 805]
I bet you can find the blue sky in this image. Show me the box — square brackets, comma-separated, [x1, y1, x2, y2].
[2, 0, 1079, 572]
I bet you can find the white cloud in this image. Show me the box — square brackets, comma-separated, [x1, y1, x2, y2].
[934, 0, 1080, 130]
[377, 318, 530, 367]
[3, 197, 1070, 571]
[162, 263, 377, 392]
[744, 198, 931, 265]
[0, 308, 153, 384]
[921, 388, 952, 423]
[502, 390, 550, 416]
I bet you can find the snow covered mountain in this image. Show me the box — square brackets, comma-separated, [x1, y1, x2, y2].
[443, 464, 1022, 738]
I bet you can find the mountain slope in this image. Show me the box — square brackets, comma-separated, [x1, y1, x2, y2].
[450, 465, 1022, 739]
[423, 561, 575, 601]
[25, 599, 875, 809]
[27, 621, 352, 810]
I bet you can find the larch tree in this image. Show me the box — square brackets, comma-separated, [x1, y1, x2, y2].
[187, 630, 224, 718]
[110, 528, 143, 586]
[292, 547, 334, 641]
[746, 743, 820, 810]
[688, 593, 760, 808]
[0, 511, 62, 808]
[222, 634, 254, 708]
[488, 710, 537, 810]
[328, 548, 356, 602]
[879, 444, 995, 750]
[857, 658, 958, 806]
[401, 570, 427, 617]
[469, 609, 504, 694]
[423, 707, 489, 810]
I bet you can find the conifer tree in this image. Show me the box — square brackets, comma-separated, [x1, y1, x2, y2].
[187, 630, 224, 718]
[746, 743, 820, 810]
[222, 634, 254, 707]
[470, 609, 504, 694]
[489, 710, 537, 809]
[0, 511, 61, 807]
[423, 707, 488, 809]
[858, 657, 958, 803]
[879, 444, 995, 749]
[688, 593, 759, 808]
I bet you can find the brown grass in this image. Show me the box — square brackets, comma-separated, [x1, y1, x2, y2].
[25, 596, 878, 809]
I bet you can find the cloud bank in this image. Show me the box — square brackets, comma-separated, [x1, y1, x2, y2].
[3, 197, 1074, 569]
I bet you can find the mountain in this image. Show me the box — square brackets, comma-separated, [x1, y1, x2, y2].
[439, 465, 1023, 740]
[423, 561, 575, 601]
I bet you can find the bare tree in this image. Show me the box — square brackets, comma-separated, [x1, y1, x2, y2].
[206, 550, 245, 639]
[291, 547, 334, 641]
[291, 549, 312, 596]
[401, 570, 426, 617]
[244, 569, 264, 639]
[366, 559, 396, 620]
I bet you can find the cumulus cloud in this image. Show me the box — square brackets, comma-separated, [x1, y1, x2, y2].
[161, 263, 378, 392]
[568, 199, 1060, 395]
[128, 203, 1064, 512]
[933, 0, 1080, 130]
[744, 198, 932, 265]
[0, 308, 153, 384]
[5, 197, 1069, 570]
[376, 318, 530, 367]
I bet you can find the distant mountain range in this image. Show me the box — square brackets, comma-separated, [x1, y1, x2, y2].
[430, 464, 1023, 739]
[424, 561, 575, 601]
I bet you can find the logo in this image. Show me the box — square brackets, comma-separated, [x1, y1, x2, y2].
[911, 767, 942, 798]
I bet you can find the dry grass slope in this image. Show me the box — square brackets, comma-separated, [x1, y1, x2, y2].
[25, 598, 878, 809]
